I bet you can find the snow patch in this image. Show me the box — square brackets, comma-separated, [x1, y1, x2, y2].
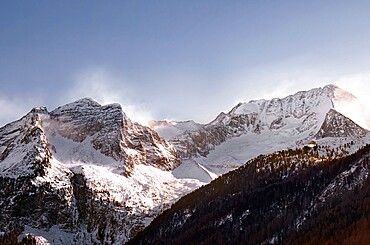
[173, 159, 217, 183]
[18, 225, 75, 245]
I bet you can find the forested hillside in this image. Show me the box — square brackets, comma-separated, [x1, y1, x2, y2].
[129, 145, 370, 244]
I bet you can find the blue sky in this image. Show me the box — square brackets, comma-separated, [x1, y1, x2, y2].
[1, 1, 370, 125]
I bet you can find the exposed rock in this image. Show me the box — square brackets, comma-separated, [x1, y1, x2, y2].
[316, 109, 368, 138]
[47, 98, 178, 175]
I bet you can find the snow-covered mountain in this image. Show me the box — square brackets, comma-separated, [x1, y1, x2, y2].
[151, 84, 370, 176]
[1, 84, 370, 244]
[0, 98, 204, 244]
[131, 85, 370, 244]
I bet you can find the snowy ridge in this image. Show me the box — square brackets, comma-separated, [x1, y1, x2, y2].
[151, 84, 370, 176]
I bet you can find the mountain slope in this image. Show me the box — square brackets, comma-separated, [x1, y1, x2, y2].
[129, 145, 370, 244]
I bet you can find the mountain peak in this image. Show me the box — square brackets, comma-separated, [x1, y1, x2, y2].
[224, 85, 337, 123]
[73, 97, 100, 106]
[30, 106, 48, 115]
[222, 84, 370, 129]
[323, 84, 339, 91]
[52, 98, 127, 118]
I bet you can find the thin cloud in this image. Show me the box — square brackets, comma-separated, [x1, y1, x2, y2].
[336, 72, 370, 128]
[0, 96, 42, 127]
[336, 72, 370, 107]
[65, 68, 154, 125]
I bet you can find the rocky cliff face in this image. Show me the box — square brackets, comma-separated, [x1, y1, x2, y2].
[0, 98, 202, 244]
[46, 98, 178, 175]
[316, 109, 368, 138]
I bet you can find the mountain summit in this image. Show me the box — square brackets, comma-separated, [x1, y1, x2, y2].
[151, 84, 370, 175]
[0, 98, 178, 178]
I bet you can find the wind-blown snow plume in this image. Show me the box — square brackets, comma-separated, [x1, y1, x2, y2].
[65, 68, 154, 125]
[336, 73, 370, 129]
[0, 96, 44, 127]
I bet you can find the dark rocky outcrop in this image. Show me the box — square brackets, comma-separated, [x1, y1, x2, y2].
[316, 109, 368, 138]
